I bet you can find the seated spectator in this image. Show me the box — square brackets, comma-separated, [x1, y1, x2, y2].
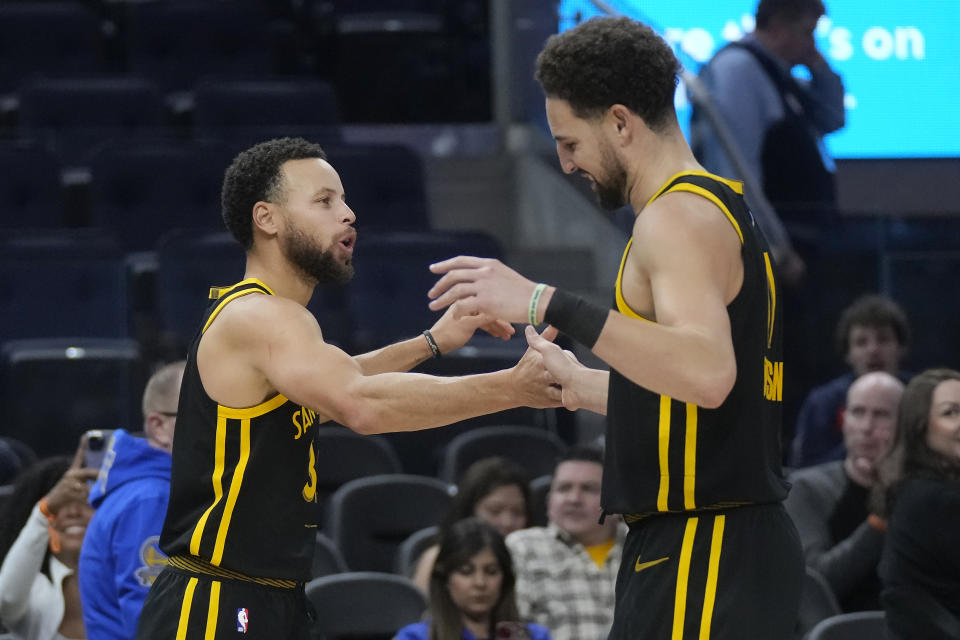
[505, 445, 624, 640]
[395, 518, 551, 640]
[785, 371, 904, 611]
[79, 360, 185, 640]
[791, 294, 910, 467]
[412, 456, 532, 594]
[0, 444, 98, 640]
[875, 368, 960, 639]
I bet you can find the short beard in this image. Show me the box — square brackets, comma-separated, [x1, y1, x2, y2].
[592, 145, 629, 210]
[281, 224, 354, 285]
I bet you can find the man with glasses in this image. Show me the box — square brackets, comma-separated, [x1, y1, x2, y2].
[78, 361, 185, 640]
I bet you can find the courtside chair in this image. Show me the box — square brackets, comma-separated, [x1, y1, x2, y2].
[305, 571, 426, 640]
[311, 426, 402, 525]
[438, 425, 566, 484]
[806, 611, 887, 640]
[0, 338, 144, 458]
[326, 474, 453, 573]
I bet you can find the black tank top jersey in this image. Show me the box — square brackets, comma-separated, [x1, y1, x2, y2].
[603, 172, 788, 518]
[159, 279, 320, 582]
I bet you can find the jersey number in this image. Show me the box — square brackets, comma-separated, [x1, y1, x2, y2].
[302, 444, 317, 502]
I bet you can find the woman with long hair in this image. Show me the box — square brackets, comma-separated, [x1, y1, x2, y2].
[873, 368, 960, 639]
[396, 518, 550, 640]
[411, 457, 532, 594]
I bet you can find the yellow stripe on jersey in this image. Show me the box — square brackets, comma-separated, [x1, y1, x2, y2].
[657, 396, 672, 512]
[202, 288, 264, 334]
[684, 404, 698, 510]
[190, 415, 228, 556]
[205, 581, 221, 640]
[643, 171, 744, 210]
[614, 239, 655, 322]
[211, 417, 252, 566]
[763, 252, 777, 349]
[664, 184, 744, 245]
[672, 517, 699, 640]
[176, 577, 199, 640]
[217, 393, 288, 419]
[699, 515, 726, 639]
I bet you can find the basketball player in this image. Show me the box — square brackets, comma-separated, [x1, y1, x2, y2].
[427, 18, 802, 639]
[135, 137, 561, 640]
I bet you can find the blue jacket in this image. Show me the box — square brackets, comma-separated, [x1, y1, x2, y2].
[79, 429, 172, 640]
[395, 621, 552, 640]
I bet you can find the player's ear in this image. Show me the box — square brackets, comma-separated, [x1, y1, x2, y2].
[252, 201, 279, 237]
[607, 104, 634, 144]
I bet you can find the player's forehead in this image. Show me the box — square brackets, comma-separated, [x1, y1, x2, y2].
[279, 157, 343, 196]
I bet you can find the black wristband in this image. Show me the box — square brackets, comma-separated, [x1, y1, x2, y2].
[422, 330, 442, 358]
[543, 288, 608, 348]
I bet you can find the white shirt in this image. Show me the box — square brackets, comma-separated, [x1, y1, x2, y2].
[0, 505, 75, 640]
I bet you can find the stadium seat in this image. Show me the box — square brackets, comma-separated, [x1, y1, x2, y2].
[311, 532, 348, 579]
[0, 142, 64, 228]
[17, 76, 165, 164]
[806, 611, 887, 640]
[326, 474, 452, 572]
[89, 143, 230, 252]
[795, 566, 842, 639]
[393, 525, 438, 578]
[0, 3, 107, 87]
[0, 338, 145, 458]
[0, 231, 127, 340]
[312, 426, 402, 524]
[305, 571, 426, 640]
[438, 425, 565, 484]
[528, 474, 552, 527]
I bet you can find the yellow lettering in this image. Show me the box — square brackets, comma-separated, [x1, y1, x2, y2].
[763, 357, 784, 402]
[302, 444, 317, 502]
[291, 410, 303, 439]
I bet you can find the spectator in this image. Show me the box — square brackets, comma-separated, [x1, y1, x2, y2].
[505, 446, 623, 640]
[78, 361, 186, 640]
[412, 457, 533, 594]
[395, 518, 551, 640]
[785, 371, 904, 611]
[694, 0, 845, 227]
[791, 294, 910, 467]
[0, 445, 98, 639]
[875, 368, 960, 639]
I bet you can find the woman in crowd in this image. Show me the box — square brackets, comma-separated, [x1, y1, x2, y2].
[395, 518, 551, 640]
[412, 457, 532, 594]
[874, 368, 960, 639]
[0, 443, 98, 640]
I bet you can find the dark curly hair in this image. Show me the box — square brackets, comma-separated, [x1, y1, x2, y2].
[221, 137, 327, 250]
[535, 17, 680, 132]
[834, 294, 910, 357]
[756, 0, 826, 30]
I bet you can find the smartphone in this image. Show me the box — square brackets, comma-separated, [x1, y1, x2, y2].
[83, 429, 116, 471]
[495, 622, 532, 640]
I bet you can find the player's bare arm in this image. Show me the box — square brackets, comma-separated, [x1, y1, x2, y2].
[429, 192, 742, 409]
[199, 292, 560, 434]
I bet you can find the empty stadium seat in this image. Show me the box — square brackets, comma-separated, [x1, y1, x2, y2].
[305, 571, 426, 640]
[438, 425, 565, 484]
[806, 611, 887, 640]
[0, 142, 64, 228]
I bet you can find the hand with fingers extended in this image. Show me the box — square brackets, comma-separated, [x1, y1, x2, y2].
[509, 326, 564, 409]
[428, 256, 545, 325]
[429, 300, 515, 355]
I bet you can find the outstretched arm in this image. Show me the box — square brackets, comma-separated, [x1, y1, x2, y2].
[428, 192, 740, 408]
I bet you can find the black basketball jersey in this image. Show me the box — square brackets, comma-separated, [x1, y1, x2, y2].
[160, 279, 320, 582]
[602, 172, 788, 518]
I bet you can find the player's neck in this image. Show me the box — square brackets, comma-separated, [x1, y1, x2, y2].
[243, 249, 315, 307]
[627, 133, 703, 213]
